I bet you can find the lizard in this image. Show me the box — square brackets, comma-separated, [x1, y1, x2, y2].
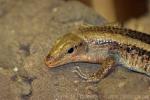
[45, 24, 150, 82]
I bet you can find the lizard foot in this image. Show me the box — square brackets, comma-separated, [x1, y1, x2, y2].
[73, 66, 100, 83]
[73, 57, 116, 83]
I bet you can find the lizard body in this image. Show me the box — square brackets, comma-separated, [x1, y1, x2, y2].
[45, 25, 150, 82]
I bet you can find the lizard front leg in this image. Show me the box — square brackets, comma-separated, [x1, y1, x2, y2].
[74, 56, 116, 83]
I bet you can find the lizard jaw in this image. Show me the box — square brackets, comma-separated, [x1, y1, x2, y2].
[45, 55, 72, 68]
[45, 54, 106, 68]
[45, 59, 66, 68]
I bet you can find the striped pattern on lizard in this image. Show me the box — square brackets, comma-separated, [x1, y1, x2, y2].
[45, 24, 150, 82]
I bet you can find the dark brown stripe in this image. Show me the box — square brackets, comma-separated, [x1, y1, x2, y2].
[79, 26, 150, 44]
[120, 43, 150, 56]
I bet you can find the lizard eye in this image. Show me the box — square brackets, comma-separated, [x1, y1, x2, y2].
[67, 47, 74, 54]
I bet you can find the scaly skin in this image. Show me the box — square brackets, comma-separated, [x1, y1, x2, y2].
[45, 24, 150, 82]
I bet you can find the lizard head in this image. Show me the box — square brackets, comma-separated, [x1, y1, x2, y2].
[45, 33, 88, 68]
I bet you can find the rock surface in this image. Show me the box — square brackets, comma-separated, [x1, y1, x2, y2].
[0, 0, 150, 100]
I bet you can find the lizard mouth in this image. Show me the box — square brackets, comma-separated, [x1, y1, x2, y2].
[45, 59, 61, 68]
[45, 60, 64, 68]
[45, 55, 69, 68]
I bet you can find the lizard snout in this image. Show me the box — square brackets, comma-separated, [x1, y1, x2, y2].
[45, 54, 54, 67]
[45, 54, 53, 62]
[45, 54, 63, 68]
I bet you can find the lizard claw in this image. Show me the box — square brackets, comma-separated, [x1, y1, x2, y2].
[73, 66, 89, 80]
[73, 66, 100, 83]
